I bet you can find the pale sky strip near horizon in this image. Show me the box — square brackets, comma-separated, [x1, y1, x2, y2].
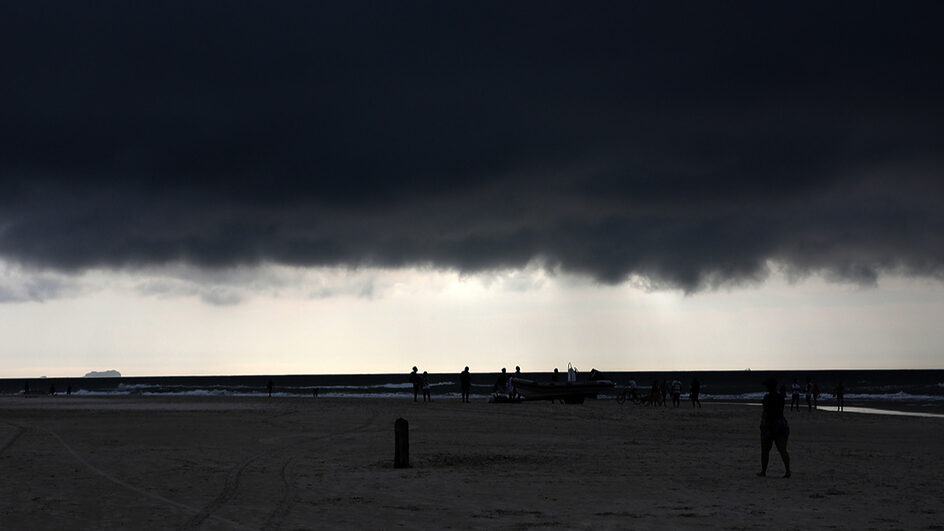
[2, 263, 942, 378]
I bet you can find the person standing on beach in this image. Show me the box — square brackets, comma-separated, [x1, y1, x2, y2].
[551, 368, 560, 383]
[790, 378, 801, 411]
[422, 371, 431, 402]
[836, 381, 845, 411]
[511, 366, 522, 399]
[267, 379, 273, 397]
[661, 380, 669, 407]
[494, 368, 508, 396]
[410, 367, 421, 402]
[758, 378, 791, 478]
[459, 367, 471, 403]
[812, 382, 820, 409]
[670, 378, 682, 407]
[690, 378, 701, 408]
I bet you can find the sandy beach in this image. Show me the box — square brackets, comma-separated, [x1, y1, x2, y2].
[1, 396, 942, 530]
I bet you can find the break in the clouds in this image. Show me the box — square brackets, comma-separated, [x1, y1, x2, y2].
[2, 2, 943, 292]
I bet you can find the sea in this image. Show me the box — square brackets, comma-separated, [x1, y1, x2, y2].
[3, 369, 943, 415]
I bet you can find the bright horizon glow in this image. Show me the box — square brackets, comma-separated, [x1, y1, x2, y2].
[2, 262, 943, 378]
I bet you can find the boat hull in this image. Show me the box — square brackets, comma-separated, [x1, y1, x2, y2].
[511, 378, 615, 404]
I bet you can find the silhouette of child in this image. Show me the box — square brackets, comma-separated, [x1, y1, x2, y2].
[422, 371, 431, 402]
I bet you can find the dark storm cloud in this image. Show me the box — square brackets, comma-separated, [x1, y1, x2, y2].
[2, 2, 943, 291]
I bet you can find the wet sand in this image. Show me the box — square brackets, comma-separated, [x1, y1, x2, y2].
[1, 396, 942, 530]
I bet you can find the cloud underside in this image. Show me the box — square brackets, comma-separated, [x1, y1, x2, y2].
[1, 3, 943, 292]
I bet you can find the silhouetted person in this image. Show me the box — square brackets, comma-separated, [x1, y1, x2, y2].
[410, 367, 421, 402]
[661, 380, 668, 407]
[267, 379, 273, 397]
[790, 378, 801, 411]
[422, 371, 431, 402]
[511, 366, 522, 399]
[551, 368, 560, 383]
[312, 388, 319, 398]
[49, 384, 56, 396]
[23, 381, 30, 397]
[66, 384, 72, 396]
[836, 381, 845, 411]
[460, 367, 471, 403]
[805, 376, 813, 412]
[670, 378, 681, 407]
[628, 379, 638, 400]
[812, 382, 820, 409]
[758, 378, 791, 478]
[690, 378, 701, 408]
[494, 368, 508, 394]
[650, 380, 660, 406]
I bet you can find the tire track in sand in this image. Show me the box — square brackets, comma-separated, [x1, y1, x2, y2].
[261, 456, 296, 531]
[185, 407, 380, 531]
[0, 422, 24, 456]
[10, 422, 255, 531]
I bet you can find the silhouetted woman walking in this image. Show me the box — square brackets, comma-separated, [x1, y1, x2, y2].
[758, 378, 791, 478]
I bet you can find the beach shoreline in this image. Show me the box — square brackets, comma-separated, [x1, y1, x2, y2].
[2, 396, 942, 529]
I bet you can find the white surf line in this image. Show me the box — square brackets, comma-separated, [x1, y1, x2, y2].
[30, 424, 256, 531]
[821, 406, 944, 419]
[728, 402, 944, 418]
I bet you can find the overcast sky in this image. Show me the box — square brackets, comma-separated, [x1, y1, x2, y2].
[2, 2, 943, 376]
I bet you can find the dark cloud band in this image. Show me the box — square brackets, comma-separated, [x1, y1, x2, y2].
[2, 2, 943, 291]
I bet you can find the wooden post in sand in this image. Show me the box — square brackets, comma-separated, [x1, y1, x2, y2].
[394, 418, 410, 468]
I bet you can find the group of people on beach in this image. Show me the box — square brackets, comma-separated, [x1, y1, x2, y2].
[409, 365, 538, 403]
[493, 366, 524, 400]
[789, 377, 820, 411]
[409, 368, 709, 407]
[409, 366, 434, 402]
[21, 381, 72, 396]
[422, 364, 574, 403]
[625, 377, 701, 408]
[787, 377, 846, 412]
[409, 365, 532, 403]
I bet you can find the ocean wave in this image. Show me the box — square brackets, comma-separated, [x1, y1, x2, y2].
[315, 391, 488, 399]
[117, 383, 163, 391]
[670, 391, 944, 402]
[699, 392, 767, 401]
[71, 389, 123, 396]
[318, 381, 457, 390]
[63, 388, 486, 399]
